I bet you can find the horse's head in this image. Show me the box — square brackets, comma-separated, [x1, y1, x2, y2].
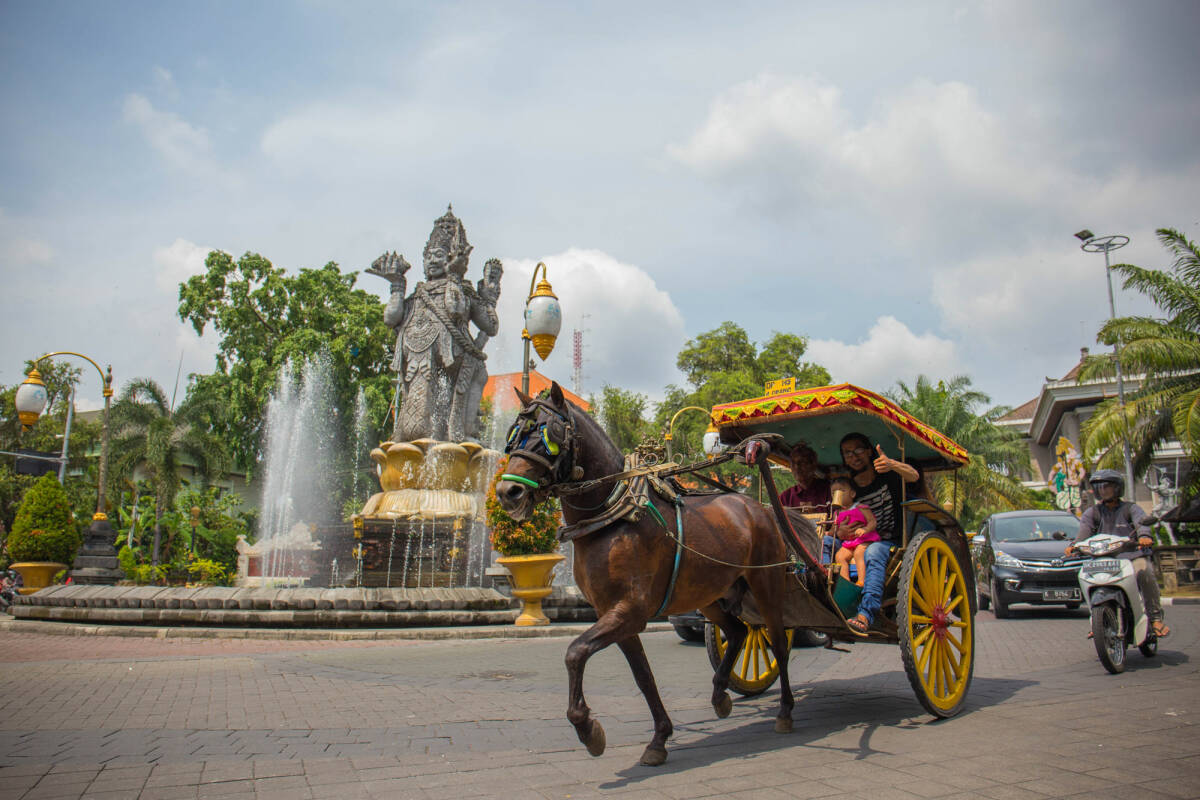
[496, 381, 581, 521]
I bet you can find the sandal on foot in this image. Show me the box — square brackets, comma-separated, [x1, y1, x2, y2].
[847, 613, 871, 634]
[1153, 621, 1170, 638]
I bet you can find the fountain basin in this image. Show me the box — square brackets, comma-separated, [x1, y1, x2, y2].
[9, 584, 598, 627]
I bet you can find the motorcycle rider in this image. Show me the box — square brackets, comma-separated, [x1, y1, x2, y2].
[1067, 468, 1169, 638]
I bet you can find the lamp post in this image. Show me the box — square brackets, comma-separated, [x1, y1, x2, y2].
[664, 406, 719, 463]
[521, 262, 562, 395]
[14, 351, 122, 585]
[1075, 229, 1136, 497]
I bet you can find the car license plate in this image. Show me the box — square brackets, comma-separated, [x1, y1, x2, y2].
[1043, 589, 1080, 601]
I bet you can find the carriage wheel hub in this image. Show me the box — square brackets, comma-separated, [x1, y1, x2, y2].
[930, 606, 949, 639]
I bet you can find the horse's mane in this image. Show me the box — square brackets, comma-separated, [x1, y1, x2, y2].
[560, 396, 624, 469]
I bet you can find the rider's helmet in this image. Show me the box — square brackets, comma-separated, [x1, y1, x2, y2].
[1089, 468, 1125, 500]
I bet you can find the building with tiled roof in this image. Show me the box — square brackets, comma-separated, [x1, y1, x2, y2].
[997, 347, 1190, 510]
[482, 370, 591, 416]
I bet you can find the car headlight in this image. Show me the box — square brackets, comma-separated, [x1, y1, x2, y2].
[993, 550, 1022, 568]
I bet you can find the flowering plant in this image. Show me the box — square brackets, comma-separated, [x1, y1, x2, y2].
[485, 457, 561, 556]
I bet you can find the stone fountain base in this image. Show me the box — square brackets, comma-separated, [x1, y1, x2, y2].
[9, 584, 596, 628]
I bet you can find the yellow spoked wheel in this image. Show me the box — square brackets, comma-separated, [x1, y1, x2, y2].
[705, 622, 794, 697]
[898, 531, 975, 718]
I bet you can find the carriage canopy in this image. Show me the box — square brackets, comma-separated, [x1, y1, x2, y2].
[712, 383, 969, 472]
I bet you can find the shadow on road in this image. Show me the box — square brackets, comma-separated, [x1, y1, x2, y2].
[599, 671, 1034, 789]
[981, 605, 1090, 620]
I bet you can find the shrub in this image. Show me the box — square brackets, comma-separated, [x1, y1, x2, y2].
[7, 474, 81, 564]
[485, 457, 561, 556]
[186, 556, 229, 586]
[130, 563, 168, 585]
[117, 545, 139, 579]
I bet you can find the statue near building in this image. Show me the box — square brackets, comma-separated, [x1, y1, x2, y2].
[367, 206, 502, 443]
[1048, 436, 1087, 516]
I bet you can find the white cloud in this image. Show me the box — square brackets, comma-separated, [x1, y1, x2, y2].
[667, 74, 1081, 248]
[260, 101, 448, 174]
[153, 238, 211, 292]
[807, 316, 960, 389]
[174, 324, 220, 380]
[2, 236, 53, 264]
[122, 93, 218, 175]
[0, 208, 54, 265]
[152, 65, 179, 101]
[487, 248, 686, 401]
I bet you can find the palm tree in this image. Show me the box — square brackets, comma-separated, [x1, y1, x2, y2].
[889, 375, 1033, 526]
[1079, 228, 1200, 485]
[108, 379, 228, 565]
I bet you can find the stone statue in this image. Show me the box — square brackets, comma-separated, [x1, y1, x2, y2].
[367, 206, 502, 443]
[1048, 436, 1086, 516]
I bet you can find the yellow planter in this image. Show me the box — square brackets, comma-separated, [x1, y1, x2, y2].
[10, 561, 67, 595]
[497, 553, 565, 626]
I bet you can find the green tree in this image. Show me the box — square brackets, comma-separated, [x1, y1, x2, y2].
[596, 385, 650, 454]
[7, 473, 81, 565]
[178, 251, 394, 472]
[889, 375, 1033, 528]
[108, 379, 228, 565]
[1078, 228, 1200, 488]
[657, 322, 831, 486]
[1, 361, 102, 537]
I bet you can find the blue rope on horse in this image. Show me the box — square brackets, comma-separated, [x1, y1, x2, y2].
[648, 498, 685, 618]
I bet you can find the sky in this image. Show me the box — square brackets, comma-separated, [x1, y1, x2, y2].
[1, 1, 1198, 420]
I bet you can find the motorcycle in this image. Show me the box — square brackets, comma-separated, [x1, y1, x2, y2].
[1073, 533, 1157, 674]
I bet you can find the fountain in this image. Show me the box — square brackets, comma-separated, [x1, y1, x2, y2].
[11, 208, 592, 627]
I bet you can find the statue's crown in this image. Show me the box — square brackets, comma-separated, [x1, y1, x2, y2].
[425, 204, 473, 274]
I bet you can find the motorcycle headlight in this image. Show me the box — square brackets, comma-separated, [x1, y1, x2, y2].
[993, 550, 1022, 569]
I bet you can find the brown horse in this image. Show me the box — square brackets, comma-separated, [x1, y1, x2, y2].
[496, 382, 802, 766]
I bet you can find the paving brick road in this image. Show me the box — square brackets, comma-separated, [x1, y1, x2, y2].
[0, 604, 1197, 799]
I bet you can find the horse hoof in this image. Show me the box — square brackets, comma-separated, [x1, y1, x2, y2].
[775, 717, 793, 734]
[640, 745, 668, 766]
[714, 693, 732, 719]
[584, 720, 606, 757]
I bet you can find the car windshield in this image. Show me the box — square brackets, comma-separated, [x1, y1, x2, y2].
[992, 515, 1077, 543]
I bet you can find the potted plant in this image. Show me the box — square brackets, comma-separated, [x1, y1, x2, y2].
[486, 457, 564, 625]
[6, 473, 82, 593]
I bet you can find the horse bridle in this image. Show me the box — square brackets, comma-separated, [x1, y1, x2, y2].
[500, 399, 582, 500]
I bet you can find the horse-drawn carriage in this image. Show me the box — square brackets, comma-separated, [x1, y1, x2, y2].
[496, 380, 976, 766]
[702, 382, 976, 718]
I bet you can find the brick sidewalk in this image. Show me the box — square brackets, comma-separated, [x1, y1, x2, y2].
[0, 607, 1197, 799]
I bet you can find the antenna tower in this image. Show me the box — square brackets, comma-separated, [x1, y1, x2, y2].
[572, 329, 584, 396]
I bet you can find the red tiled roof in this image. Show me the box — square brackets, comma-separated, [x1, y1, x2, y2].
[997, 396, 1037, 423]
[483, 371, 591, 413]
[1057, 347, 1090, 381]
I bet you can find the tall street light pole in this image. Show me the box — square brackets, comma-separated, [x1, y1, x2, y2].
[1075, 230, 1136, 498]
[15, 351, 122, 584]
[521, 262, 562, 395]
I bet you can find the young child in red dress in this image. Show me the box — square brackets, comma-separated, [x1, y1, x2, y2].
[832, 504, 879, 586]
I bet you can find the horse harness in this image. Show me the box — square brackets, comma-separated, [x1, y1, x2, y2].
[501, 404, 799, 616]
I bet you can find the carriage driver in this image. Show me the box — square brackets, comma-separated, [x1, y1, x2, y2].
[839, 432, 920, 633]
[779, 443, 831, 510]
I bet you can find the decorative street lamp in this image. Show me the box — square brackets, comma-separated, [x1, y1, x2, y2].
[665, 406, 720, 462]
[15, 351, 121, 585]
[1075, 229, 1136, 497]
[521, 262, 562, 395]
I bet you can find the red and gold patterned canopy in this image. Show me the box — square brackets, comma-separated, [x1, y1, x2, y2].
[712, 383, 968, 469]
